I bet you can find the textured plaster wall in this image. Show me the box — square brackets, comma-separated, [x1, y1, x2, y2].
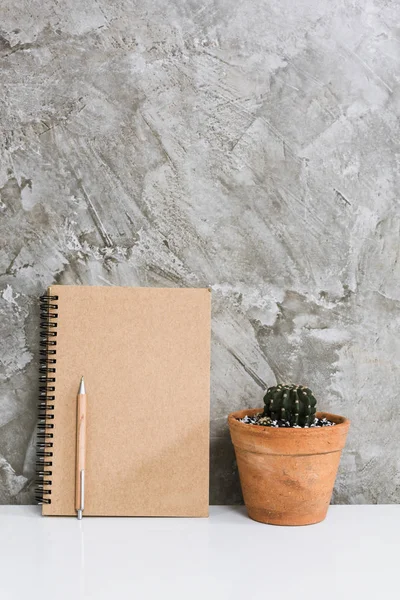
[1, 0, 400, 504]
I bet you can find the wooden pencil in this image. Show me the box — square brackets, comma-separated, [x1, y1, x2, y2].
[75, 376, 86, 519]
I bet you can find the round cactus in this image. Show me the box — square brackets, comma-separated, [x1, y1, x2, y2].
[263, 384, 317, 427]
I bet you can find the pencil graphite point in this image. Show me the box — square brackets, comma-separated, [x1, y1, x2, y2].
[78, 376, 86, 395]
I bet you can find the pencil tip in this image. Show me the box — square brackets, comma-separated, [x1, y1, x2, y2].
[78, 377, 86, 395]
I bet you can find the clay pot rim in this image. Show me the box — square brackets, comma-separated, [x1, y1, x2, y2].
[228, 408, 350, 433]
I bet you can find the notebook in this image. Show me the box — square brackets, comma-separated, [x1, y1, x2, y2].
[37, 285, 211, 517]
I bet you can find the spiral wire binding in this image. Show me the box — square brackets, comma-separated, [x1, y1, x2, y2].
[35, 294, 58, 504]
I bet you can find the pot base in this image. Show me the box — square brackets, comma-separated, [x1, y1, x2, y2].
[247, 505, 329, 526]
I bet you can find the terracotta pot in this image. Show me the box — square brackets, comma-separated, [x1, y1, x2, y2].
[228, 408, 350, 526]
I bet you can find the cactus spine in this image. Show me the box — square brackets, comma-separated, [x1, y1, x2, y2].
[263, 384, 317, 427]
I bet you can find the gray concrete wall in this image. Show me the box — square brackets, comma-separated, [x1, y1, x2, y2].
[1, 1, 399, 504]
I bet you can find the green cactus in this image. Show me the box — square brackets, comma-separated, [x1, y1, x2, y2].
[263, 384, 317, 427]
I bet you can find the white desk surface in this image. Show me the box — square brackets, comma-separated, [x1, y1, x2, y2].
[0, 505, 398, 600]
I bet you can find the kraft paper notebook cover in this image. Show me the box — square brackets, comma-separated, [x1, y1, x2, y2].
[37, 286, 211, 517]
